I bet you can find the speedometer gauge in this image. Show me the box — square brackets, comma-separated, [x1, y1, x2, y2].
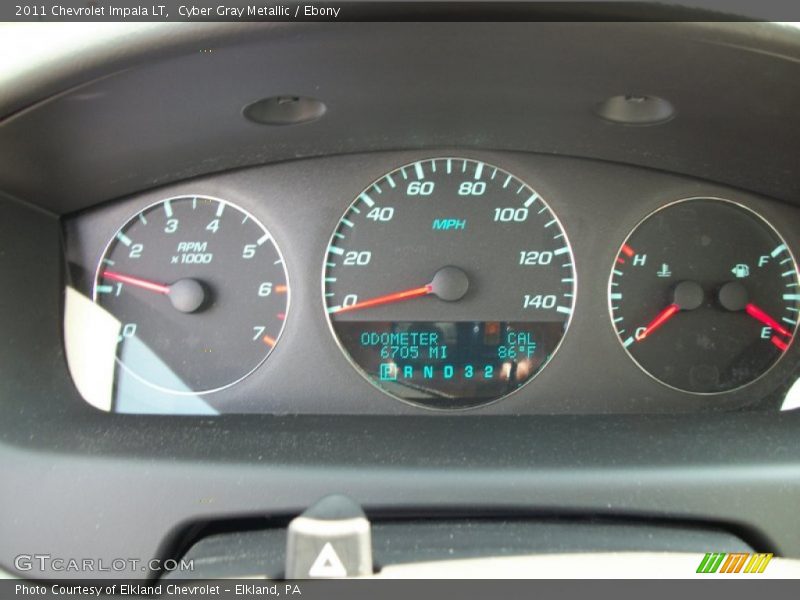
[94, 195, 289, 395]
[610, 197, 799, 394]
[323, 158, 575, 409]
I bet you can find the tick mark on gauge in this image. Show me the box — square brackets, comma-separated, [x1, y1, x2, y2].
[524, 193, 539, 208]
[359, 193, 375, 207]
[116, 232, 133, 247]
[262, 335, 277, 347]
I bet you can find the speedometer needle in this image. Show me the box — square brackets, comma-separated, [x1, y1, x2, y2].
[330, 284, 433, 315]
[635, 303, 680, 341]
[328, 266, 470, 315]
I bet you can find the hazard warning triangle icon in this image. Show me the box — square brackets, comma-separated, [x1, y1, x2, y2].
[308, 542, 348, 577]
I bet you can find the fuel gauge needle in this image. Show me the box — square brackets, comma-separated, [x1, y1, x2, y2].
[745, 303, 793, 339]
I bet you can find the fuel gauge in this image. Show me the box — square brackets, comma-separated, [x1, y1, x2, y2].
[609, 197, 799, 394]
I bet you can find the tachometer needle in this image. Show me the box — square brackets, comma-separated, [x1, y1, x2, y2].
[101, 271, 206, 313]
[745, 303, 792, 338]
[635, 303, 680, 342]
[330, 284, 433, 315]
[102, 270, 170, 294]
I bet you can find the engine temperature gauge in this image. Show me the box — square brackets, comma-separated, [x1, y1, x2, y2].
[609, 197, 799, 394]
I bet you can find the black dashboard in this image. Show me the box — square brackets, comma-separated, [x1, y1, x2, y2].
[64, 151, 800, 414]
[3, 19, 800, 580]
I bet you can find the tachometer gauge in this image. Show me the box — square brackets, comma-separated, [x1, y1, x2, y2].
[610, 197, 799, 394]
[323, 157, 575, 409]
[94, 195, 289, 394]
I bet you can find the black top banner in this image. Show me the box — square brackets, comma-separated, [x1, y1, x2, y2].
[4, 0, 800, 22]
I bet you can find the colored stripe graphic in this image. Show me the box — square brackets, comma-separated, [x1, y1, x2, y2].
[697, 553, 724, 573]
[696, 552, 773, 574]
[744, 553, 773, 574]
[720, 553, 749, 573]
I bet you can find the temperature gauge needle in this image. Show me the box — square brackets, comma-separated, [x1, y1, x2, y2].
[635, 303, 681, 341]
[745, 303, 793, 338]
[330, 284, 433, 315]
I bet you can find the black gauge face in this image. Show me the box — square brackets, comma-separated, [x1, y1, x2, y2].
[323, 158, 576, 409]
[94, 196, 289, 394]
[610, 198, 799, 394]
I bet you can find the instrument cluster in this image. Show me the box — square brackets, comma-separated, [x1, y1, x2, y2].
[62, 151, 800, 414]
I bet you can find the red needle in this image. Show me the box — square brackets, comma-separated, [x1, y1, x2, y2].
[745, 303, 792, 338]
[102, 271, 170, 294]
[636, 303, 680, 341]
[331, 284, 433, 315]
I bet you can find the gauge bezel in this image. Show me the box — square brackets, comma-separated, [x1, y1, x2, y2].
[321, 156, 577, 411]
[607, 195, 800, 396]
[92, 194, 291, 396]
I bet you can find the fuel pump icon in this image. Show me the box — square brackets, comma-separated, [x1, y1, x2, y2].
[731, 264, 750, 278]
